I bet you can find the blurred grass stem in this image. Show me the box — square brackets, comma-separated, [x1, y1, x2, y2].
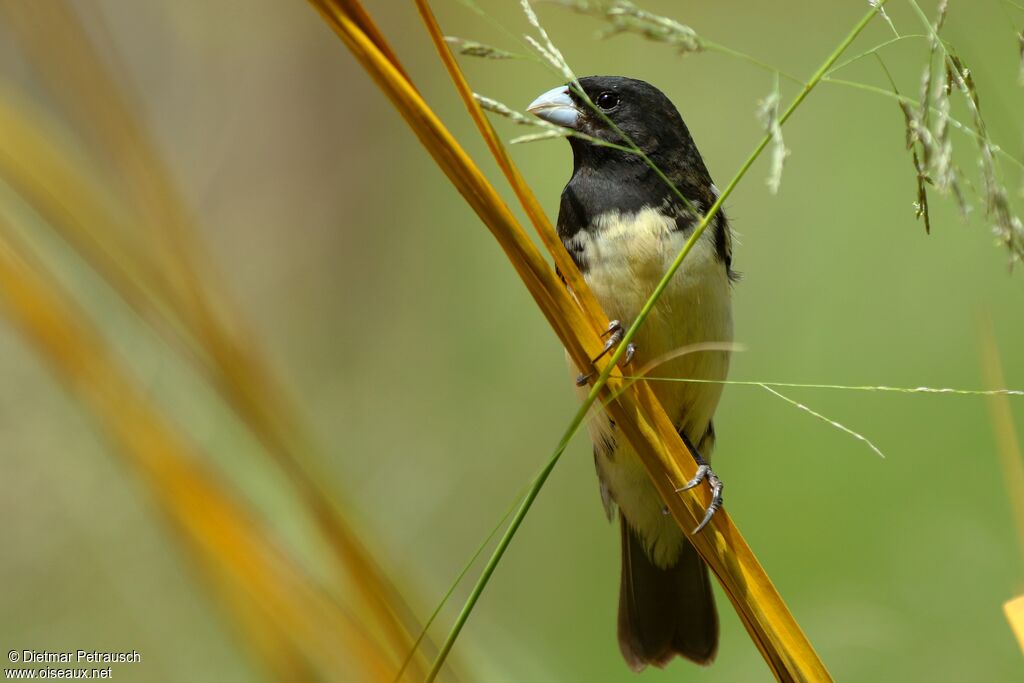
[978, 316, 1024, 569]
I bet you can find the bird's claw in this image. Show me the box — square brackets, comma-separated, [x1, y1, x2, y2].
[675, 464, 724, 534]
[623, 341, 637, 365]
[600, 318, 625, 341]
[575, 321, 637, 386]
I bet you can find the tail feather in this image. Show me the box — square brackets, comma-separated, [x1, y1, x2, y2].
[617, 516, 718, 670]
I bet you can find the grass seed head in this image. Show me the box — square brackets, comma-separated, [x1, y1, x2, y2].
[444, 36, 520, 59]
[1018, 31, 1024, 86]
[756, 77, 790, 195]
[546, 0, 703, 55]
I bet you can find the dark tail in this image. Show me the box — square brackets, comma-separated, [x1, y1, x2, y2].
[617, 517, 718, 670]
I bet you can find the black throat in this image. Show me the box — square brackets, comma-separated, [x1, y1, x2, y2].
[556, 146, 727, 274]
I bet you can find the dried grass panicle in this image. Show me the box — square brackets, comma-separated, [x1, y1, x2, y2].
[897, 61, 964, 232]
[931, 69, 955, 196]
[509, 130, 571, 144]
[756, 75, 790, 195]
[895, 0, 1024, 255]
[895, 0, 952, 232]
[444, 36, 519, 59]
[979, 143, 1024, 265]
[896, 90, 937, 232]
[473, 93, 572, 144]
[917, 1, 948, 133]
[1018, 31, 1024, 85]
[869, 0, 899, 37]
[474, 93, 629, 147]
[521, 0, 576, 80]
[474, 94, 551, 128]
[947, 54, 1024, 265]
[904, 0, 1023, 264]
[546, 0, 703, 54]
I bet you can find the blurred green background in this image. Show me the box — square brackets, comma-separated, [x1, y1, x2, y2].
[1, 0, 1023, 680]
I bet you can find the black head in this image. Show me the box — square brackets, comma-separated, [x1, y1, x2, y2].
[531, 77, 733, 277]
[528, 75, 706, 175]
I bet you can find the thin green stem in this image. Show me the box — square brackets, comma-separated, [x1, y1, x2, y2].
[873, 51, 902, 95]
[394, 490, 523, 682]
[623, 376, 1024, 396]
[454, 0, 546, 60]
[423, 387, 598, 682]
[825, 34, 929, 74]
[703, 40, 803, 83]
[425, 4, 886, 681]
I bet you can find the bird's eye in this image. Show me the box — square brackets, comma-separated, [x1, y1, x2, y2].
[596, 92, 619, 110]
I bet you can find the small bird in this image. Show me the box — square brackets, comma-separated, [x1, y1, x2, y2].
[528, 76, 735, 670]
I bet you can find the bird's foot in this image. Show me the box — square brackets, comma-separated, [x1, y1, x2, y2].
[675, 464, 723, 534]
[575, 320, 637, 386]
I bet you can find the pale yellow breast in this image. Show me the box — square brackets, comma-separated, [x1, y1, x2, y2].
[566, 207, 733, 567]
[570, 207, 732, 435]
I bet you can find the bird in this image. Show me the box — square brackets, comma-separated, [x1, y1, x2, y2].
[527, 76, 736, 670]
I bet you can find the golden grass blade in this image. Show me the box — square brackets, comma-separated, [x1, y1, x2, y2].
[332, 0, 414, 81]
[1004, 595, 1024, 654]
[0, 90, 190, 344]
[307, 0, 605, 375]
[0, 83, 431, 683]
[978, 317, 1024, 655]
[977, 315, 1024, 569]
[0, 219, 397, 683]
[310, 1, 830, 680]
[1, 3, 429, 673]
[413, 0, 606, 333]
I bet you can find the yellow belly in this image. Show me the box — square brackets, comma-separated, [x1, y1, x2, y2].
[568, 207, 732, 567]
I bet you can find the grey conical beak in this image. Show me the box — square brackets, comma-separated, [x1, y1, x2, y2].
[527, 86, 579, 129]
